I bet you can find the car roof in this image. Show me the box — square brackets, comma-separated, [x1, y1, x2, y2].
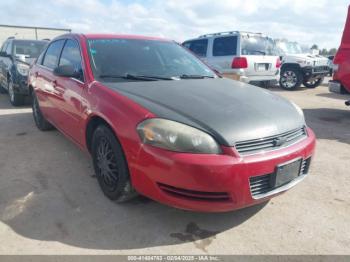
[10, 39, 48, 43]
[53, 33, 172, 42]
[184, 31, 265, 42]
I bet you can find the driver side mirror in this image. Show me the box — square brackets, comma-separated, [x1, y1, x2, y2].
[53, 65, 81, 79]
[0, 51, 11, 58]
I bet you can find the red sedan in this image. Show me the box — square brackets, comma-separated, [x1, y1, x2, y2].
[28, 34, 316, 212]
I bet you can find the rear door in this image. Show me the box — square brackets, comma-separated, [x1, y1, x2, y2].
[50, 39, 85, 144]
[240, 35, 279, 77]
[36, 39, 65, 124]
[183, 39, 209, 60]
[0, 41, 13, 87]
[0, 41, 8, 87]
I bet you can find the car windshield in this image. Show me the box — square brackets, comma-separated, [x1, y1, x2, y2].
[241, 35, 278, 56]
[13, 41, 47, 58]
[87, 38, 216, 81]
[276, 41, 303, 55]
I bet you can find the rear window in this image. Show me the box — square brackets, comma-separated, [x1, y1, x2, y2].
[213, 36, 238, 56]
[183, 39, 208, 57]
[241, 36, 278, 56]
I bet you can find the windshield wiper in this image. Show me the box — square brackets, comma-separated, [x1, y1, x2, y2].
[99, 74, 173, 81]
[250, 50, 266, 55]
[178, 74, 215, 79]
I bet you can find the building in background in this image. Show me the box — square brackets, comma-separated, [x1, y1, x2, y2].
[0, 24, 71, 44]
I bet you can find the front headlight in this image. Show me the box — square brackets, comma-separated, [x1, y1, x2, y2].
[17, 63, 30, 76]
[137, 118, 221, 154]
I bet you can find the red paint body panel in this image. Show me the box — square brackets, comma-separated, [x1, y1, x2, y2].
[333, 6, 350, 92]
[28, 33, 316, 212]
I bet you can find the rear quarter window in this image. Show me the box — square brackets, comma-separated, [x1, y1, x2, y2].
[213, 36, 238, 56]
[183, 39, 208, 57]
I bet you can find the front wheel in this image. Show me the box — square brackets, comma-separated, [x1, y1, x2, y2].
[91, 125, 137, 202]
[8, 80, 24, 106]
[303, 77, 324, 88]
[279, 68, 303, 90]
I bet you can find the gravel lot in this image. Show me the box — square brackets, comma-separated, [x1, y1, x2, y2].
[0, 80, 349, 255]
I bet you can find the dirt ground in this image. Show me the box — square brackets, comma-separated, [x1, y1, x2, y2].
[0, 80, 349, 255]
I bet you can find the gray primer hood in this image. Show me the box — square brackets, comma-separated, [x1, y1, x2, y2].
[105, 78, 305, 146]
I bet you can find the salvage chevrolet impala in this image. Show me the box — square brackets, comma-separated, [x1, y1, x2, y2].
[28, 34, 316, 212]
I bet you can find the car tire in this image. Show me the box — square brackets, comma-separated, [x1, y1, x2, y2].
[91, 125, 137, 202]
[303, 77, 324, 88]
[279, 67, 303, 90]
[8, 79, 24, 106]
[32, 92, 54, 131]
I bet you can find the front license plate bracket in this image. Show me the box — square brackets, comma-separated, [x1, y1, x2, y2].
[272, 159, 302, 188]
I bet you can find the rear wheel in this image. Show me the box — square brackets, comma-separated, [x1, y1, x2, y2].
[32, 92, 54, 131]
[91, 125, 137, 202]
[8, 80, 24, 106]
[303, 77, 324, 88]
[279, 67, 303, 90]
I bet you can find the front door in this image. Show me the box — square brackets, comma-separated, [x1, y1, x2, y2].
[50, 39, 85, 145]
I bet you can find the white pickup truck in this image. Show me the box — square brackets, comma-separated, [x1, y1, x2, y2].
[275, 39, 329, 90]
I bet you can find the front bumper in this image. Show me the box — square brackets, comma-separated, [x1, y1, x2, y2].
[222, 71, 280, 84]
[12, 74, 29, 95]
[328, 80, 342, 93]
[302, 66, 329, 81]
[131, 127, 316, 212]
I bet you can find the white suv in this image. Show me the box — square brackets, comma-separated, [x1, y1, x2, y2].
[276, 39, 329, 90]
[183, 31, 281, 87]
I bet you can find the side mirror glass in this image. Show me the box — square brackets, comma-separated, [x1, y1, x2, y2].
[53, 65, 81, 79]
[0, 51, 10, 57]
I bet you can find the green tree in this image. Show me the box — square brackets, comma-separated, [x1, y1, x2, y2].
[328, 48, 337, 55]
[311, 44, 319, 50]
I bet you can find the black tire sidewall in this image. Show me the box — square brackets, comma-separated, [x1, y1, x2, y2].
[91, 125, 135, 202]
[8, 79, 23, 106]
[303, 77, 324, 88]
[280, 67, 303, 90]
[32, 92, 53, 131]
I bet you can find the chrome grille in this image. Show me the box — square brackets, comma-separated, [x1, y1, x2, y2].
[313, 66, 329, 73]
[235, 127, 307, 155]
[249, 158, 311, 197]
[249, 174, 271, 196]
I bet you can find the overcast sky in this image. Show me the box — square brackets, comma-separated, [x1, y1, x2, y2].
[0, 0, 348, 49]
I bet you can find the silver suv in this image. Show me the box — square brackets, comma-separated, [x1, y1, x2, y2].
[183, 31, 281, 87]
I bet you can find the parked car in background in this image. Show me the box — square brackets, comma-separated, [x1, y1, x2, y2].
[276, 39, 329, 90]
[327, 55, 335, 76]
[0, 37, 48, 105]
[183, 31, 281, 87]
[28, 33, 315, 212]
[329, 5, 350, 107]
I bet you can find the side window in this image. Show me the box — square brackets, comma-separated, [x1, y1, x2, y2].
[42, 40, 65, 69]
[213, 36, 238, 56]
[5, 41, 12, 55]
[58, 39, 83, 81]
[37, 51, 45, 65]
[184, 39, 208, 57]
